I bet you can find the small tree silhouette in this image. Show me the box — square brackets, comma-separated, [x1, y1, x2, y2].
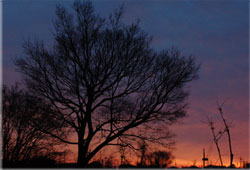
[146, 150, 174, 168]
[207, 102, 234, 167]
[217, 103, 234, 167]
[118, 143, 128, 166]
[2, 84, 64, 167]
[207, 117, 225, 166]
[138, 139, 147, 167]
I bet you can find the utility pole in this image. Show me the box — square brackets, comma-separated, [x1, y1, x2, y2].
[202, 148, 208, 168]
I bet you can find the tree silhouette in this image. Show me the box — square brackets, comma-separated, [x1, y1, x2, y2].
[217, 104, 234, 167]
[2, 84, 64, 166]
[118, 142, 128, 166]
[15, 0, 199, 167]
[146, 150, 174, 168]
[137, 139, 147, 167]
[207, 118, 224, 166]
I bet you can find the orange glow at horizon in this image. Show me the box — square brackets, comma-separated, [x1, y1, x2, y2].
[62, 149, 246, 168]
[47, 85, 250, 168]
[58, 134, 249, 168]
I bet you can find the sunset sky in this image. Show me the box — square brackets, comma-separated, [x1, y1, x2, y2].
[3, 0, 249, 167]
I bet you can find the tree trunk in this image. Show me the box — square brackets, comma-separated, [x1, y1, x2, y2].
[218, 107, 233, 167]
[226, 128, 233, 167]
[208, 120, 223, 167]
[77, 137, 88, 167]
[215, 141, 223, 167]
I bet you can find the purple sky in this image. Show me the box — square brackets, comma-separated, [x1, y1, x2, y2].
[3, 0, 249, 166]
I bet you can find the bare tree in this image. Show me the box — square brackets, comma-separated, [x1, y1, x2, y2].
[2, 84, 64, 166]
[207, 118, 225, 166]
[217, 104, 234, 167]
[15, 0, 199, 167]
[118, 143, 128, 166]
[146, 150, 174, 168]
[207, 102, 234, 167]
[137, 139, 147, 167]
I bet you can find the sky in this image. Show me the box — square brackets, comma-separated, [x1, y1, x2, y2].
[3, 0, 249, 167]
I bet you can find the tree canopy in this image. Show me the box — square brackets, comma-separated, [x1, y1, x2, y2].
[2, 84, 64, 166]
[16, 0, 199, 167]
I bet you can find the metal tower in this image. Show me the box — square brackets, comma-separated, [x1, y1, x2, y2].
[202, 148, 208, 168]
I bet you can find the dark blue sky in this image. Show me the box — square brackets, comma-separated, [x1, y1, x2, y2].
[3, 0, 249, 166]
